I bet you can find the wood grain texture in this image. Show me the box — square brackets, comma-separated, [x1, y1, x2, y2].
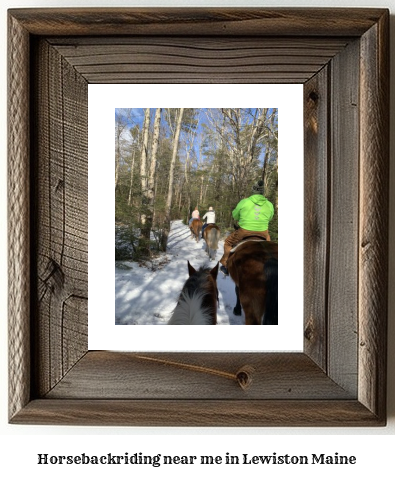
[49, 37, 350, 84]
[303, 67, 329, 370]
[327, 39, 360, 396]
[7, 13, 31, 421]
[11, 399, 384, 427]
[7, 8, 389, 426]
[30, 39, 88, 397]
[8, 7, 387, 37]
[358, 12, 389, 420]
[46, 352, 354, 400]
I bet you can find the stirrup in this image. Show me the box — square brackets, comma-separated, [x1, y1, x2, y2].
[220, 265, 229, 276]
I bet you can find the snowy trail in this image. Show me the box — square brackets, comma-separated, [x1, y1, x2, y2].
[115, 220, 244, 325]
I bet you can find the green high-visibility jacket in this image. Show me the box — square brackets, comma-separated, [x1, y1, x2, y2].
[232, 194, 274, 231]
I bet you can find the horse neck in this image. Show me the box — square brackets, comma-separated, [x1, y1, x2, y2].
[199, 279, 217, 324]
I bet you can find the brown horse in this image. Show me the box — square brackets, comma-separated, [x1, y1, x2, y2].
[227, 240, 278, 325]
[203, 224, 220, 261]
[190, 218, 203, 242]
[168, 261, 219, 325]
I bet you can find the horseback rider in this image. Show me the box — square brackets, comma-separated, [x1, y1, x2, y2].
[219, 180, 274, 276]
[188, 206, 200, 226]
[201, 206, 216, 235]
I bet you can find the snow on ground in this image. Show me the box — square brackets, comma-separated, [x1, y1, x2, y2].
[115, 219, 244, 325]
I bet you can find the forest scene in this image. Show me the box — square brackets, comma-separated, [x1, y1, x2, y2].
[115, 107, 278, 325]
[115, 107, 278, 261]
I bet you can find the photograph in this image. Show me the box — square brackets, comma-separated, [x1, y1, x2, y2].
[114, 107, 278, 325]
[5, 5, 391, 437]
[88, 84, 302, 352]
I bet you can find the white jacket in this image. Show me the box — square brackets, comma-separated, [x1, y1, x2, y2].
[202, 211, 216, 224]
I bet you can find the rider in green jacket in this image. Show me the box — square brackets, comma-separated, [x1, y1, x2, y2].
[232, 194, 273, 231]
[219, 180, 274, 276]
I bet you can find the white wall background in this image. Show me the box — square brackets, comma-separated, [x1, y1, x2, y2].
[1, 0, 394, 475]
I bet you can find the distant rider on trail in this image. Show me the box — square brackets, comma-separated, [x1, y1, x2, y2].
[188, 206, 200, 226]
[201, 206, 216, 235]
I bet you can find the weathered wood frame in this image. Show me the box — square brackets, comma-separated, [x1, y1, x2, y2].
[8, 8, 389, 426]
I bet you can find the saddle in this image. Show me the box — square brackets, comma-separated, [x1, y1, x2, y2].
[230, 236, 266, 254]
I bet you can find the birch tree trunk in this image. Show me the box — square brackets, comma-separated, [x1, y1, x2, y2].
[127, 143, 137, 206]
[145, 108, 161, 235]
[262, 147, 270, 187]
[115, 122, 125, 190]
[183, 111, 199, 222]
[161, 107, 184, 250]
[139, 108, 150, 226]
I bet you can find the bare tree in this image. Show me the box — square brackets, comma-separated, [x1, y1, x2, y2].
[161, 107, 184, 249]
[182, 110, 200, 221]
[144, 108, 162, 236]
[140, 108, 150, 222]
[115, 115, 127, 190]
[127, 126, 140, 206]
[115, 107, 278, 260]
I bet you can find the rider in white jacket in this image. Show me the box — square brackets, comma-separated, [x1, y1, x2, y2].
[202, 206, 216, 234]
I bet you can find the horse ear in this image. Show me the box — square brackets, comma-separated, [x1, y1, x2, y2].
[210, 262, 219, 280]
[188, 261, 197, 276]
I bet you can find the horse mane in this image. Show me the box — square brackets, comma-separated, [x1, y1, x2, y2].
[168, 290, 214, 325]
[168, 267, 217, 325]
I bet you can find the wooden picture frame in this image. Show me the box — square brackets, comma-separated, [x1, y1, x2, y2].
[8, 8, 389, 426]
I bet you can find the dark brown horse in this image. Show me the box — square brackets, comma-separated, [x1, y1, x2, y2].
[190, 218, 203, 242]
[168, 261, 219, 324]
[227, 240, 278, 325]
[203, 224, 220, 261]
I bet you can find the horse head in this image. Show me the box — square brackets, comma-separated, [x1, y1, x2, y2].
[168, 261, 219, 325]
